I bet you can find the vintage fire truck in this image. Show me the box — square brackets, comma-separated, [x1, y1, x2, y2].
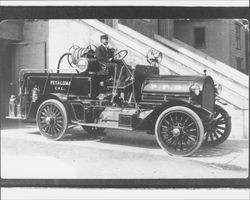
[6, 44, 231, 156]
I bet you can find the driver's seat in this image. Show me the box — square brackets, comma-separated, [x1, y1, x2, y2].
[84, 49, 96, 59]
[82, 49, 105, 74]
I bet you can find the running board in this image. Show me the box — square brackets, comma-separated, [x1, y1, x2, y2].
[71, 120, 133, 131]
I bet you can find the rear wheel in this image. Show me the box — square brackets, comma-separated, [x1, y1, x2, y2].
[36, 99, 68, 140]
[155, 106, 204, 157]
[203, 104, 231, 146]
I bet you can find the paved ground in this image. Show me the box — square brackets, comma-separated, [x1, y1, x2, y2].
[1, 119, 249, 179]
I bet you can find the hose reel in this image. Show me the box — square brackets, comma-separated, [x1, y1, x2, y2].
[57, 44, 97, 73]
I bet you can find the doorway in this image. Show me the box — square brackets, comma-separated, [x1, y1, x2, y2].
[0, 41, 46, 119]
[11, 41, 46, 94]
[0, 39, 12, 118]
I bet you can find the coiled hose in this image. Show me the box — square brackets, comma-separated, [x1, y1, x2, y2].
[57, 45, 86, 73]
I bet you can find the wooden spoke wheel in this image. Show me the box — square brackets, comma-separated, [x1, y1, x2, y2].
[36, 99, 68, 141]
[203, 104, 231, 146]
[82, 126, 105, 136]
[155, 106, 204, 157]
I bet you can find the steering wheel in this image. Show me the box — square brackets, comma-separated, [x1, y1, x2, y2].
[146, 49, 163, 66]
[113, 50, 128, 61]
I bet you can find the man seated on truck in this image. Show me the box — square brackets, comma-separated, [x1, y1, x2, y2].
[96, 34, 132, 87]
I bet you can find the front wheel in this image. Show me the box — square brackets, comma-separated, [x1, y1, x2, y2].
[36, 99, 68, 140]
[155, 106, 204, 157]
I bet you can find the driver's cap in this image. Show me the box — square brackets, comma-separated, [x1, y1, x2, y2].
[100, 34, 109, 40]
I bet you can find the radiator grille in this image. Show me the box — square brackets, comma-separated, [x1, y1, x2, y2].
[202, 82, 214, 112]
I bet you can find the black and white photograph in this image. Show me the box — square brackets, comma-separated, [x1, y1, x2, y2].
[0, 6, 249, 199]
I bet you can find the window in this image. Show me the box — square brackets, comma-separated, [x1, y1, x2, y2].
[235, 23, 241, 49]
[235, 57, 243, 70]
[194, 27, 206, 48]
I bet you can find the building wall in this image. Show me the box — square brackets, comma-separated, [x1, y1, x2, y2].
[0, 39, 12, 118]
[47, 20, 150, 71]
[10, 20, 49, 94]
[118, 19, 174, 39]
[22, 20, 49, 42]
[174, 19, 231, 66]
[22, 20, 49, 68]
[0, 21, 23, 118]
[117, 19, 248, 74]
[157, 19, 174, 39]
[47, 20, 97, 70]
[246, 29, 249, 74]
[119, 19, 156, 38]
[228, 20, 247, 73]
[174, 19, 248, 74]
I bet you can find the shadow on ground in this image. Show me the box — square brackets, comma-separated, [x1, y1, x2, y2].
[64, 129, 160, 149]
[191, 140, 248, 158]
[2, 119, 248, 159]
[1, 119, 36, 130]
[58, 128, 250, 159]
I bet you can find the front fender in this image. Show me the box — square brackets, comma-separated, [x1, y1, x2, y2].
[136, 99, 211, 132]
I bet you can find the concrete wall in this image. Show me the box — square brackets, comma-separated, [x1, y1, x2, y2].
[0, 39, 12, 118]
[174, 19, 231, 66]
[47, 20, 150, 71]
[226, 103, 249, 139]
[22, 20, 49, 68]
[229, 20, 247, 73]
[0, 20, 24, 118]
[9, 20, 48, 94]
[22, 20, 49, 42]
[174, 19, 248, 74]
[246, 28, 249, 74]
[158, 19, 174, 39]
[119, 19, 174, 40]
[119, 19, 156, 38]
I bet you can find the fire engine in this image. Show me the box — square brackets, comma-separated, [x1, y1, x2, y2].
[7, 44, 231, 156]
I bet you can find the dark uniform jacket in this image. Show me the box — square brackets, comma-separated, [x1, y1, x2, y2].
[96, 44, 131, 83]
[95, 45, 114, 63]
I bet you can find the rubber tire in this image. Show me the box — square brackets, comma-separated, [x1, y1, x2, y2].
[36, 99, 68, 141]
[155, 106, 204, 157]
[203, 104, 232, 146]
